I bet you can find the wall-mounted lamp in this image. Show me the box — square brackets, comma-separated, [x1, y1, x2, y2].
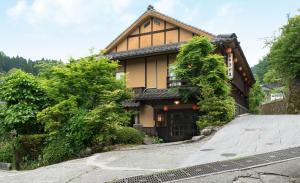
[174, 100, 180, 105]
[157, 114, 163, 122]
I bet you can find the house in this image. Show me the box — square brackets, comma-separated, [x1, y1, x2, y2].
[262, 83, 285, 103]
[105, 5, 255, 142]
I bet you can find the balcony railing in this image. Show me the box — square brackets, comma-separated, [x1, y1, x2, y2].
[167, 76, 189, 88]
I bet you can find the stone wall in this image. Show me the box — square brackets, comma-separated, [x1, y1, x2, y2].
[287, 75, 300, 114]
[261, 100, 287, 114]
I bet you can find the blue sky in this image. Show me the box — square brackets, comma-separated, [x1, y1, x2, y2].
[0, 0, 299, 66]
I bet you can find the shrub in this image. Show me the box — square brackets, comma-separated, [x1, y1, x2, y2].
[114, 127, 144, 144]
[0, 142, 13, 163]
[13, 134, 47, 169]
[197, 97, 235, 129]
[152, 136, 164, 144]
[249, 81, 265, 114]
[42, 138, 74, 165]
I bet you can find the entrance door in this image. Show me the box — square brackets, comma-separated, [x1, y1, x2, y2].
[167, 109, 197, 142]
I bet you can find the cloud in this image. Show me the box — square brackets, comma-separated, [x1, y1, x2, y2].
[6, 0, 28, 17]
[6, 0, 135, 26]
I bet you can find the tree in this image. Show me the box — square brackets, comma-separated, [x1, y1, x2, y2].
[248, 81, 265, 114]
[0, 70, 49, 135]
[174, 36, 235, 129]
[39, 56, 129, 109]
[251, 56, 270, 83]
[268, 12, 300, 113]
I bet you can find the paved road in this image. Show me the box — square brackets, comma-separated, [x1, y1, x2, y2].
[0, 115, 300, 183]
[181, 157, 300, 183]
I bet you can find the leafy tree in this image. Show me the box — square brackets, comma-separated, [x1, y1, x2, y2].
[0, 70, 49, 134]
[0, 51, 60, 75]
[268, 12, 300, 113]
[249, 81, 265, 114]
[39, 56, 129, 109]
[251, 56, 270, 83]
[174, 36, 235, 129]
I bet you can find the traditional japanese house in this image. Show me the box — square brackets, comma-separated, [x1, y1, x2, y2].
[105, 5, 255, 142]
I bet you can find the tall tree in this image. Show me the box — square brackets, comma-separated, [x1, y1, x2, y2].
[174, 36, 235, 129]
[269, 12, 300, 113]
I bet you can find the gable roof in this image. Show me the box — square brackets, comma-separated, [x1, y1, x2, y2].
[105, 5, 215, 52]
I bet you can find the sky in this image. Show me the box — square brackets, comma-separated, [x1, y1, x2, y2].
[0, 0, 300, 66]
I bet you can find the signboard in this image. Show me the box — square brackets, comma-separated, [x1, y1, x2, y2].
[227, 53, 234, 79]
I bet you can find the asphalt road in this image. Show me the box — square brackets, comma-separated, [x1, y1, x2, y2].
[0, 114, 300, 183]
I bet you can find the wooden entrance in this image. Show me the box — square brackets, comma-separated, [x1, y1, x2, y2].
[157, 109, 197, 142]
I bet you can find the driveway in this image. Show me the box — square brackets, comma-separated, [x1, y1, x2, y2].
[0, 115, 300, 183]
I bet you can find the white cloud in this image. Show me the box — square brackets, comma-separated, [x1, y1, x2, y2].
[6, 0, 135, 26]
[6, 0, 28, 17]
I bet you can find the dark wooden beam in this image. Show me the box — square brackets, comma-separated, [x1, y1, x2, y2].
[128, 27, 178, 38]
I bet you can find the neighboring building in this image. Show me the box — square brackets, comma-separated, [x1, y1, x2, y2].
[262, 83, 285, 103]
[105, 5, 255, 142]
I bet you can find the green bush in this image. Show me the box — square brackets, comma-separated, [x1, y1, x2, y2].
[13, 134, 47, 169]
[0, 142, 13, 163]
[114, 127, 144, 144]
[152, 136, 164, 144]
[42, 138, 74, 165]
[197, 97, 235, 129]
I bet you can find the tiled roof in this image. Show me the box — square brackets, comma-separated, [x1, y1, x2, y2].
[105, 34, 235, 60]
[105, 43, 181, 60]
[134, 88, 181, 100]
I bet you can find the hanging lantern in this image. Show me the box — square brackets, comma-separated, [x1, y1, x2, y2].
[226, 47, 232, 54]
[163, 105, 168, 111]
[245, 77, 248, 81]
[234, 58, 238, 63]
[239, 66, 243, 71]
[242, 72, 246, 77]
[192, 104, 197, 110]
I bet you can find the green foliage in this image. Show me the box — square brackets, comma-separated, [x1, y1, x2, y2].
[263, 69, 280, 83]
[249, 81, 265, 114]
[174, 36, 235, 129]
[37, 97, 78, 135]
[197, 97, 235, 129]
[85, 102, 131, 145]
[42, 138, 74, 165]
[251, 56, 270, 83]
[0, 141, 13, 163]
[269, 13, 300, 83]
[39, 56, 129, 109]
[0, 54, 132, 168]
[114, 127, 144, 144]
[152, 136, 164, 144]
[0, 70, 49, 134]
[0, 51, 60, 75]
